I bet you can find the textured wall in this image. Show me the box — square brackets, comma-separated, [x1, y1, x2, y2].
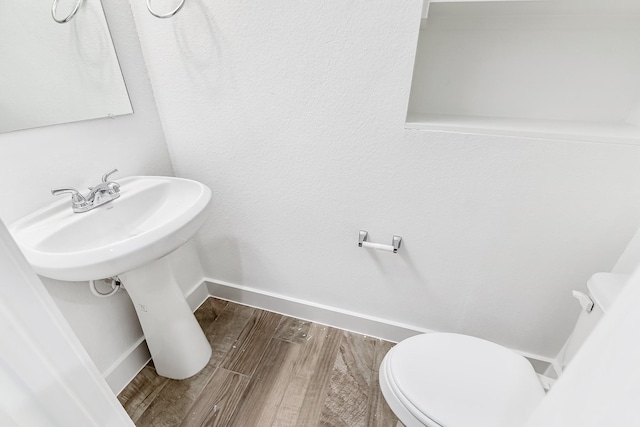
[0, 0, 174, 376]
[131, 0, 640, 358]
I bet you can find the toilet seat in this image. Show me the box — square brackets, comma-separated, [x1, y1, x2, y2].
[380, 333, 545, 427]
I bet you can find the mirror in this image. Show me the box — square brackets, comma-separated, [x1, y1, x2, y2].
[0, 0, 133, 134]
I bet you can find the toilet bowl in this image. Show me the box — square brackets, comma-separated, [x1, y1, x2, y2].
[379, 333, 545, 427]
[379, 272, 629, 427]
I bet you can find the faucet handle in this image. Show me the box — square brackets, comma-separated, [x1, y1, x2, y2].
[108, 181, 121, 193]
[51, 187, 86, 203]
[101, 168, 119, 183]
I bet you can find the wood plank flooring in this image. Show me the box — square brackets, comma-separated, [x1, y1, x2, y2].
[118, 298, 399, 426]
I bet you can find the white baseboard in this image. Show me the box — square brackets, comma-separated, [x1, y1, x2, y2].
[104, 337, 151, 395]
[203, 278, 558, 369]
[204, 278, 432, 343]
[185, 279, 211, 311]
[111, 278, 558, 393]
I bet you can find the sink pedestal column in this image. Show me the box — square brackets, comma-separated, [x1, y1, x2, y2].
[120, 256, 211, 379]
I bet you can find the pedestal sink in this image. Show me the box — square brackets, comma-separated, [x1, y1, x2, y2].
[9, 175, 213, 379]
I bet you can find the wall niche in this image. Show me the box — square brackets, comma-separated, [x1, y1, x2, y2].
[407, 0, 640, 144]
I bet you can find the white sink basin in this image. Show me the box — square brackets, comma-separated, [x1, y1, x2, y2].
[10, 175, 211, 282]
[9, 175, 213, 380]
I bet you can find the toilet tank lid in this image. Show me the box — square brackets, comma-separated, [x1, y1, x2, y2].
[587, 273, 629, 313]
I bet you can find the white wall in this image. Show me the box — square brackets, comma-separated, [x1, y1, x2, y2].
[0, 0, 175, 382]
[129, 0, 640, 359]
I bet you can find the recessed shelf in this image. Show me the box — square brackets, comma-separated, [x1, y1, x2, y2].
[407, 0, 640, 144]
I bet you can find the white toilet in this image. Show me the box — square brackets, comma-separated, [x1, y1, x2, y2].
[379, 272, 629, 427]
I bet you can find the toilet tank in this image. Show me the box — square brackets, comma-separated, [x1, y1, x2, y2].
[560, 273, 629, 370]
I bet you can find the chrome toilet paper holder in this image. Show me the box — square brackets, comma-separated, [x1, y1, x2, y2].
[358, 230, 402, 253]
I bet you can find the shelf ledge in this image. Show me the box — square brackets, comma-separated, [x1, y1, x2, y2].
[405, 113, 640, 145]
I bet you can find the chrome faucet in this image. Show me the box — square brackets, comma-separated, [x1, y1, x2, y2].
[52, 168, 121, 213]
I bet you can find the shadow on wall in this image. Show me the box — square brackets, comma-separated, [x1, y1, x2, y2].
[173, 0, 227, 95]
[196, 234, 244, 285]
[41, 276, 143, 374]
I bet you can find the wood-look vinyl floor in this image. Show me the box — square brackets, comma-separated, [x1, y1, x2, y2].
[118, 298, 399, 427]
